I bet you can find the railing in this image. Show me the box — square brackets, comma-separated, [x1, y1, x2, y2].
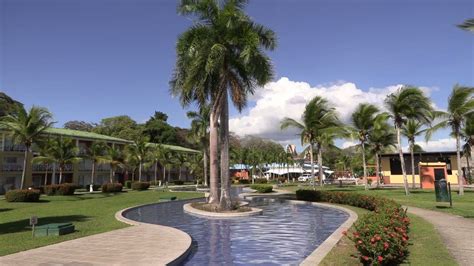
[1, 164, 23, 171]
[3, 144, 27, 152]
[31, 164, 74, 172]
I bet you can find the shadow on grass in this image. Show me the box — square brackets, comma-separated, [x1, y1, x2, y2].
[0, 215, 90, 234]
[0, 208, 13, 213]
[435, 206, 452, 209]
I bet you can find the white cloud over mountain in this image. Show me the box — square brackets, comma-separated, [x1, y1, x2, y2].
[229, 77, 454, 151]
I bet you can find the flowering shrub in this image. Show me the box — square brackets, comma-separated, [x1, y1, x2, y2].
[296, 190, 410, 265]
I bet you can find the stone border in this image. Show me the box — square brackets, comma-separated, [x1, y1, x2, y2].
[183, 202, 263, 218]
[115, 202, 194, 266]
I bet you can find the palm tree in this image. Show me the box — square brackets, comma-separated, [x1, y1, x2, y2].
[385, 86, 433, 195]
[175, 152, 190, 181]
[350, 103, 382, 190]
[458, 18, 474, 32]
[428, 86, 474, 195]
[171, 0, 276, 210]
[189, 153, 204, 184]
[36, 138, 56, 186]
[127, 138, 150, 182]
[187, 105, 210, 186]
[0, 106, 54, 189]
[146, 144, 165, 185]
[85, 141, 108, 187]
[368, 122, 397, 187]
[461, 115, 473, 183]
[35, 137, 82, 184]
[401, 120, 427, 188]
[104, 145, 124, 183]
[281, 96, 341, 189]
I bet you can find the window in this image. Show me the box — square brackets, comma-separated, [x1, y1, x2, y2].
[390, 158, 403, 175]
[3, 157, 18, 164]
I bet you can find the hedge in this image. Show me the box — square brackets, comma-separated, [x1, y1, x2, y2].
[5, 189, 41, 202]
[254, 178, 268, 184]
[44, 183, 78, 196]
[101, 183, 123, 193]
[296, 190, 410, 265]
[238, 179, 250, 184]
[131, 182, 150, 191]
[250, 184, 273, 193]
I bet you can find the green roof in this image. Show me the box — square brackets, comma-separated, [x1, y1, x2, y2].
[148, 143, 200, 154]
[43, 128, 132, 143]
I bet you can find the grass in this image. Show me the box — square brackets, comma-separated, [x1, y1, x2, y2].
[282, 184, 474, 218]
[319, 204, 457, 266]
[0, 190, 203, 256]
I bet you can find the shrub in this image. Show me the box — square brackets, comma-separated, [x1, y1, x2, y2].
[250, 184, 273, 193]
[44, 183, 77, 196]
[254, 178, 268, 184]
[5, 189, 41, 202]
[124, 180, 132, 189]
[131, 182, 150, 191]
[296, 190, 410, 265]
[85, 184, 101, 191]
[101, 183, 123, 193]
[173, 180, 184, 185]
[238, 179, 250, 184]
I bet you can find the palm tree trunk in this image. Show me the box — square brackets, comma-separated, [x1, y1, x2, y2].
[21, 148, 29, 189]
[209, 109, 220, 205]
[219, 92, 231, 210]
[138, 162, 142, 182]
[154, 162, 158, 185]
[59, 166, 63, 184]
[375, 152, 380, 188]
[109, 166, 113, 183]
[179, 166, 182, 180]
[44, 163, 49, 186]
[361, 141, 368, 190]
[466, 153, 472, 182]
[456, 133, 464, 195]
[203, 148, 208, 186]
[310, 143, 315, 190]
[410, 142, 416, 189]
[163, 166, 166, 185]
[91, 161, 96, 186]
[52, 162, 56, 184]
[397, 126, 409, 195]
[318, 144, 324, 187]
[167, 166, 171, 183]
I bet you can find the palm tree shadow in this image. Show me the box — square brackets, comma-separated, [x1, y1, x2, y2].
[0, 215, 90, 234]
[0, 208, 13, 213]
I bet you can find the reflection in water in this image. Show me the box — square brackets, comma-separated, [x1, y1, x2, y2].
[124, 196, 348, 265]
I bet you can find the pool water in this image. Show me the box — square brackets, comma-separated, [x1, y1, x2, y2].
[124, 195, 348, 265]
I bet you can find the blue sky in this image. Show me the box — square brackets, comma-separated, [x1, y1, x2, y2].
[1, 0, 473, 149]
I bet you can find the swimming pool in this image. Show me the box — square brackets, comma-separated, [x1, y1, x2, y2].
[124, 196, 348, 265]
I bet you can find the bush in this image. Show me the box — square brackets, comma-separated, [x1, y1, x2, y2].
[85, 184, 101, 191]
[101, 183, 123, 193]
[124, 180, 132, 189]
[131, 182, 150, 191]
[254, 178, 268, 184]
[296, 190, 410, 265]
[5, 189, 41, 202]
[44, 183, 77, 196]
[173, 180, 184, 185]
[250, 184, 273, 193]
[238, 179, 250, 184]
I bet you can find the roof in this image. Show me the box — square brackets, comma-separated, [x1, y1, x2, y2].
[148, 143, 200, 154]
[43, 128, 132, 144]
[381, 151, 457, 157]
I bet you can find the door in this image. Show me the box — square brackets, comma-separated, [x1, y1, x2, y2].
[420, 166, 435, 189]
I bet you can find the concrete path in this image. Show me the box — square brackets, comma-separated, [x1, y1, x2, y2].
[407, 207, 474, 266]
[0, 224, 191, 266]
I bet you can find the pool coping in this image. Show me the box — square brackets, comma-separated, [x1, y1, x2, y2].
[183, 202, 263, 218]
[115, 200, 197, 266]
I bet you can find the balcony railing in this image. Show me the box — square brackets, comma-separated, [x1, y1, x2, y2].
[32, 164, 74, 172]
[1, 164, 23, 171]
[3, 144, 27, 152]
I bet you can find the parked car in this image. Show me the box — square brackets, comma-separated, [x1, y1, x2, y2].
[298, 173, 326, 182]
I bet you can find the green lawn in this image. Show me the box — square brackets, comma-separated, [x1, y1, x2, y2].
[282, 184, 474, 218]
[0, 190, 203, 256]
[319, 205, 457, 266]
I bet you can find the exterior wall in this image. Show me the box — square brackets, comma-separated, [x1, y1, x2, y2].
[381, 155, 460, 185]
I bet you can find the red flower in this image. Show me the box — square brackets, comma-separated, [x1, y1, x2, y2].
[375, 235, 381, 241]
[357, 240, 363, 245]
[342, 230, 347, 236]
[371, 237, 376, 243]
[383, 242, 389, 250]
[378, 256, 383, 262]
[362, 256, 369, 261]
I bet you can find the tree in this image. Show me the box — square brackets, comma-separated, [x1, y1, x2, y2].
[385, 86, 433, 195]
[428, 85, 474, 195]
[146, 144, 165, 185]
[103, 145, 124, 183]
[461, 115, 474, 183]
[64, 120, 95, 132]
[127, 138, 151, 182]
[458, 18, 474, 32]
[143, 112, 178, 144]
[94, 115, 142, 141]
[281, 96, 341, 188]
[350, 103, 382, 190]
[35, 138, 56, 186]
[175, 152, 190, 181]
[171, 0, 276, 210]
[0, 92, 22, 117]
[35, 137, 82, 184]
[189, 153, 204, 183]
[401, 120, 427, 188]
[368, 121, 396, 187]
[187, 105, 210, 186]
[0, 106, 54, 189]
[85, 142, 108, 187]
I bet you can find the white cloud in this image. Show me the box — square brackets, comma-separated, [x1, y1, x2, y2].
[412, 138, 456, 152]
[341, 141, 359, 149]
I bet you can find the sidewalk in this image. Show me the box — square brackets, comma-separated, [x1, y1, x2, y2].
[407, 206, 474, 266]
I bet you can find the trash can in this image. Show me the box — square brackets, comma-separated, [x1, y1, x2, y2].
[434, 179, 449, 202]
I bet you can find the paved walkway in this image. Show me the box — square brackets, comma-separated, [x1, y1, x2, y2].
[0, 224, 191, 266]
[407, 207, 474, 266]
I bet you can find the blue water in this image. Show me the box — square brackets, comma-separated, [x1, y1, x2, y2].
[124, 193, 348, 265]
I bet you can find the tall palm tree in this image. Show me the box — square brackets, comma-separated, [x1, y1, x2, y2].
[458, 18, 474, 32]
[401, 120, 428, 188]
[187, 105, 210, 186]
[127, 138, 150, 182]
[175, 152, 190, 181]
[385, 86, 433, 195]
[36, 138, 55, 186]
[104, 145, 124, 183]
[35, 137, 82, 184]
[85, 141, 108, 187]
[281, 96, 341, 189]
[428, 86, 474, 195]
[171, 0, 276, 210]
[0, 106, 54, 189]
[461, 115, 473, 182]
[189, 153, 204, 184]
[124, 151, 139, 182]
[350, 103, 382, 190]
[368, 122, 397, 187]
[146, 144, 165, 185]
